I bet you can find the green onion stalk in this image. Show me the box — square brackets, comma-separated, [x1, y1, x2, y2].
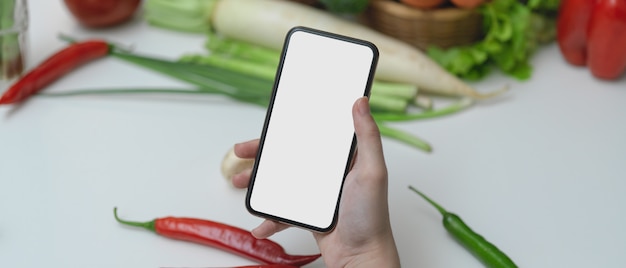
[43, 46, 473, 152]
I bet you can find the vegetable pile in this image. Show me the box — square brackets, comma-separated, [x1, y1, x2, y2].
[138, 0, 502, 152]
[145, 0, 506, 99]
[1, 0, 518, 152]
[0, 35, 468, 152]
[126, 0, 514, 152]
[0, 0, 523, 153]
[1, 0, 503, 153]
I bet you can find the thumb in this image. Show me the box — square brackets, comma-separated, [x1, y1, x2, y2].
[352, 97, 385, 165]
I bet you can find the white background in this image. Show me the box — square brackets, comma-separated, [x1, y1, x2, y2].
[1, 1, 625, 268]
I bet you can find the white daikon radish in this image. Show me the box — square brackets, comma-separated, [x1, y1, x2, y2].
[208, 0, 506, 99]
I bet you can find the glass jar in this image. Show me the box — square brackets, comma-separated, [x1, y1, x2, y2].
[1, 0, 28, 94]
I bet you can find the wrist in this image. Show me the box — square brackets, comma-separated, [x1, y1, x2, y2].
[342, 235, 401, 268]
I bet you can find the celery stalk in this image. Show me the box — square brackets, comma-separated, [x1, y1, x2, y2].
[371, 81, 418, 99]
[206, 32, 281, 66]
[144, 0, 217, 33]
[180, 54, 277, 81]
[369, 95, 409, 114]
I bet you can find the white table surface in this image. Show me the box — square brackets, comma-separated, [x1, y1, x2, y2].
[2, 1, 626, 267]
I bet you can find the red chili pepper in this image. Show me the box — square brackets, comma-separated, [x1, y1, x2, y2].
[113, 208, 320, 267]
[557, 0, 626, 80]
[0, 40, 110, 105]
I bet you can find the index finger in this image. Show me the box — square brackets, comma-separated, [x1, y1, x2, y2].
[251, 219, 290, 239]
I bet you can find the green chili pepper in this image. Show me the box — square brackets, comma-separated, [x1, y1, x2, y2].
[408, 185, 518, 268]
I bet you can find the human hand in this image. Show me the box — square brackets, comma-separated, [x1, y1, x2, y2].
[232, 97, 400, 268]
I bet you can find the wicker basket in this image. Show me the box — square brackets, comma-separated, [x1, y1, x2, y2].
[363, 0, 484, 50]
[289, 0, 320, 6]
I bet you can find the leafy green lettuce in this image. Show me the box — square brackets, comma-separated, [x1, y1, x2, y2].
[427, 0, 559, 81]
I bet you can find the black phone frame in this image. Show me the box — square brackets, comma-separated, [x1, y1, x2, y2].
[245, 26, 379, 233]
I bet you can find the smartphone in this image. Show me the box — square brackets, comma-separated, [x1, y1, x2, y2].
[245, 26, 379, 232]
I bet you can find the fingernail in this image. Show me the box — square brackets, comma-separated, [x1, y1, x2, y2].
[234, 142, 245, 150]
[251, 227, 261, 238]
[358, 97, 370, 116]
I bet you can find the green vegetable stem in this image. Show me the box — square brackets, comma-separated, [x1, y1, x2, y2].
[408, 185, 518, 268]
[49, 36, 472, 152]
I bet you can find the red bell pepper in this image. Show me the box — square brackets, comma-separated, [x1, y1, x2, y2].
[557, 0, 626, 80]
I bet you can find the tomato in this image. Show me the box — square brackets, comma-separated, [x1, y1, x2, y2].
[63, 0, 141, 28]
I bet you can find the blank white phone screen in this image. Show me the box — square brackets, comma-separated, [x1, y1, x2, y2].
[248, 29, 377, 231]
